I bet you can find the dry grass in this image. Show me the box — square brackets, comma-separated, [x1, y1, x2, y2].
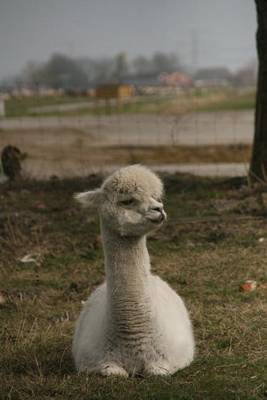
[0, 174, 266, 400]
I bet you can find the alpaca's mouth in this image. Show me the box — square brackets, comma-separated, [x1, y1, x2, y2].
[148, 212, 166, 224]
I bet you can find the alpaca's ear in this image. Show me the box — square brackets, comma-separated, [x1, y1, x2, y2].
[74, 189, 102, 209]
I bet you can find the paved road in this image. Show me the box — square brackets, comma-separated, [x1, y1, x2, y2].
[86, 163, 249, 178]
[0, 162, 248, 182]
[0, 110, 254, 146]
[17, 162, 248, 180]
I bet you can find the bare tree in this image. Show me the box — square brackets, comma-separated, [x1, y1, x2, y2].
[250, 0, 267, 182]
[27, 54, 88, 90]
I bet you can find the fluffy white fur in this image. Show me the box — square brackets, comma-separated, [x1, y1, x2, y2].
[72, 165, 194, 377]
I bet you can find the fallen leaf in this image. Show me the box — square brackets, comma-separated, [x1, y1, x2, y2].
[239, 280, 257, 292]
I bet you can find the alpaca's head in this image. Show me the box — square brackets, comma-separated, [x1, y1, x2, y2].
[75, 165, 167, 237]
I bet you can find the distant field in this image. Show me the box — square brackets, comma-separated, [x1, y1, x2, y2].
[195, 89, 256, 112]
[5, 95, 89, 118]
[4, 88, 256, 118]
[0, 174, 266, 399]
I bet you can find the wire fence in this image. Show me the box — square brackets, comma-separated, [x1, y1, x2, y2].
[0, 92, 254, 180]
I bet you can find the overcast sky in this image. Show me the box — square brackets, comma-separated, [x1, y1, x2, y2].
[0, 0, 257, 80]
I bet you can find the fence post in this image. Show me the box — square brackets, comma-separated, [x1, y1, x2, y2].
[0, 97, 5, 117]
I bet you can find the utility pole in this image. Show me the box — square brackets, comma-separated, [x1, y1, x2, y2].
[191, 29, 199, 73]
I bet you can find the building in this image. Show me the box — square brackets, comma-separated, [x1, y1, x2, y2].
[95, 84, 133, 99]
[194, 67, 233, 87]
[159, 72, 193, 88]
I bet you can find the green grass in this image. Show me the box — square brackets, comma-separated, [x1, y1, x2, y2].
[195, 89, 256, 112]
[4, 94, 173, 118]
[3, 88, 256, 118]
[5, 95, 90, 118]
[0, 174, 266, 399]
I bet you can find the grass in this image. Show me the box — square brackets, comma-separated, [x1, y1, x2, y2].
[4, 94, 174, 118]
[4, 95, 89, 118]
[195, 89, 256, 112]
[163, 88, 256, 115]
[3, 88, 256, 118]
[0, 174, 266, 399]
[111, 144, 251, 165]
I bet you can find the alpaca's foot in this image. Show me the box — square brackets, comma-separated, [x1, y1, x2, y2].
[99, 362, 128, 377]
[144, 362, 171, 376]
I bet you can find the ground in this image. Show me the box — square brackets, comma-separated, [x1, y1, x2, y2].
[0, 173, 266, 400]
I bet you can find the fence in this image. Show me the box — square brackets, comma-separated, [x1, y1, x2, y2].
[0, 90, 255, 180]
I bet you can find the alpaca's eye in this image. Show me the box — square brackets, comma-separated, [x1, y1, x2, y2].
[119, 198, 135, 206]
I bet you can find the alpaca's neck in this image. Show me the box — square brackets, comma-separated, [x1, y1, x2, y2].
[101, 223, 153, 342]
[102, 227, 150, 289]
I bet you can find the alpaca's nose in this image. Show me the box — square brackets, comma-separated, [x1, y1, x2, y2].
[152, 206, 163, 213]
[151, 205, 167, 220]
[151, 206, 166, 223]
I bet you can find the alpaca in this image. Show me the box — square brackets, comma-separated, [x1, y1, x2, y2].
[72, 165, 194, 376]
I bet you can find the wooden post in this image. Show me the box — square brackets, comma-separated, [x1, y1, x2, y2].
[0, 97, 5, 117]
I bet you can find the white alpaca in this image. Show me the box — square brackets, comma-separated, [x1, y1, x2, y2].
[72, 165, 194, 376]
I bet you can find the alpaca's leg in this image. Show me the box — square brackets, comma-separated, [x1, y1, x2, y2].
[144, 361, 172, 376]
[98, 362, 129, 377]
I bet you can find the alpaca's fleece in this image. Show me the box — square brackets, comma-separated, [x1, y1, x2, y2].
[72, 165, 195, 377]
[102, 165, 163, 200]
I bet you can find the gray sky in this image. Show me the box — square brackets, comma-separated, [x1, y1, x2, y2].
[0, 0, 257, 80]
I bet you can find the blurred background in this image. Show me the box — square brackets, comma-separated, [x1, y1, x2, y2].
[0, 0, 258, 180]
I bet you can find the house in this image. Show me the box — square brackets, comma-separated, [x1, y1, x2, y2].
[159, 72, 193, 89]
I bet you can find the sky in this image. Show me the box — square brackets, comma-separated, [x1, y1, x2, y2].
[0, 0, 257, 80]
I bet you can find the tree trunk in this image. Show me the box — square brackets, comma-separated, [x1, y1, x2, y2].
[249, 0, 267, 183]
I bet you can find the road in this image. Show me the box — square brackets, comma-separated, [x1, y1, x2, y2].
[78, 163, 249, 178]
[0, 110, 254, 146]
